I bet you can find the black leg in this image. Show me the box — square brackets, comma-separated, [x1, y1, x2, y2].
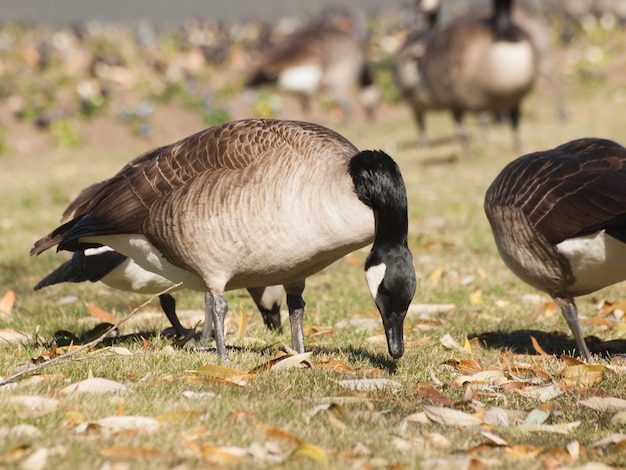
[509, 106, 521, 154]
[159, 293, 189, 339]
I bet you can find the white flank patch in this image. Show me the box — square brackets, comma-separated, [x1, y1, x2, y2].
[278, 65, 322, 94]
[83, 234, 205, 291]
[365, 262, 387, 300]
[556, 230, 626, 295]
[83, 245, 178, 294]
[485, 41, 536, 93]
[85, 246, 114, 256]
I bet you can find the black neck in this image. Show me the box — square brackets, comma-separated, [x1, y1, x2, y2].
[426, 10, 439, 29]
[493, 0, 514, 39]
[348, 150, 409, 249]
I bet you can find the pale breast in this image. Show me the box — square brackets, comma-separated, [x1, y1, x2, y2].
[483, 41, 536, 95]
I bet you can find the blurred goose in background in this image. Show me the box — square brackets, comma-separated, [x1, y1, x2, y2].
[31, 119, 416, 361]
[484, 137, 626, 360]
[34, 247, 284, 339]
[245, 23, 381, 121]
[396, 0, 539, 150]
[392, 0, 441, 146]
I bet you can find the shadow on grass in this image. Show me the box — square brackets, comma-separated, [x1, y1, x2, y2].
[470, 329, 626, 359]
[49, 324, 399, 372]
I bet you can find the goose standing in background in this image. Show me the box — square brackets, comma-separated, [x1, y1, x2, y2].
[400, 0, 538, 151]
[484, 138, 626, 360]
[245, 25, 381, 121]
[31, 119, 416, 361]
[34, 247, 284, 339]
[392, 0, 440, 146]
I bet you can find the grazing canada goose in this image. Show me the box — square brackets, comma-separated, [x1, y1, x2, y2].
[484, 137, 626, 360]
[402, 0, 538, 150]
[31, 119, 416, 360]
[34, 247, 284, 339]
[246, 26, 381, 121]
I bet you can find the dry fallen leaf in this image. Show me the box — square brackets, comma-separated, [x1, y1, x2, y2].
[530, 335, 551, 356]
[193, 363, 253, 385]
[256, 423, 302, 445]
[515, 421, 581, 435]
[414, 383, 455, 407]
[428, 266, 445, 288]
[59, 378, 128, 395]
[7, 396, 59, 412]
[422, 405, 483, 427]
[589, 433, 626, 448]
[561, 364, 609, 388]
[443, 358, 484, 375]
[291, 443, 329, 465]
[0, 290, 15, 316]
[439, 333, 467, 352]
[469, 289, 482, 305]
[517, 384, 564, 402]
[99, 446, 163, 460]
[85, 303, 120, 324]
[270, 352, 313, 371]
[338, 378, 401, 392]
[236, 303, 249, 342]
[0, 328, 31, 345]
[579, 396, 626, 412]
[98, 416, 161, 433]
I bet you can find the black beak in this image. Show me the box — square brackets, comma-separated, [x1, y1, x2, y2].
[383, 311, 405, 359]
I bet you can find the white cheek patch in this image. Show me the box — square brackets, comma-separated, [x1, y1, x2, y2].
[365, 263, 387, 300]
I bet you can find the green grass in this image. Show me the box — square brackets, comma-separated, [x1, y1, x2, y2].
[2, 40, 626, 470]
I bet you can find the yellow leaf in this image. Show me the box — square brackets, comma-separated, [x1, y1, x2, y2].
[476, 267, 488, 279]
[0, 290, 15, 316]
[99, 446, 163, 460]
[292, 443, 329, 465]
[236, 303, 248, 342]
[469, 290, 482, 305]
[562, 364, 609, 388]
[256, 423, 302, 444]
[85, 303, 119, 324]
[194, 364, 248, 379]
[428, 266, 444, 288]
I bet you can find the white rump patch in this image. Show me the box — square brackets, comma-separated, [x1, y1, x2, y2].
[556, 230, 626, 295]
[365, 263, 387, 300]
[83, 234, 206, 291]
[278, 65, 323, 94]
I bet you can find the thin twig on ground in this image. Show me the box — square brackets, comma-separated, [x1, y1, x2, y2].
[0, 283, 182, 387]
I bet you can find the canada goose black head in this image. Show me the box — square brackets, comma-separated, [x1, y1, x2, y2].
[349, 150, 416, 358]
[485, 137, 626, 360]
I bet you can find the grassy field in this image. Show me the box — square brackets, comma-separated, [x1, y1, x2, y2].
[2, 22, 626, 470]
